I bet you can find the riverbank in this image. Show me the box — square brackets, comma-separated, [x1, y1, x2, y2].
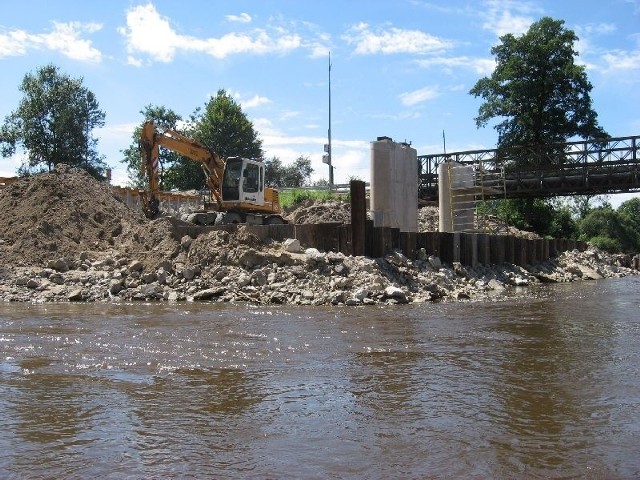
[0, 165, 637, 305]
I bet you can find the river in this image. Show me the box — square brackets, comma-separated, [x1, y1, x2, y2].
[1, 277, 639, 479]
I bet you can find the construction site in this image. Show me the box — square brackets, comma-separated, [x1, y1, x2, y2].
[0, 135, 638, 305]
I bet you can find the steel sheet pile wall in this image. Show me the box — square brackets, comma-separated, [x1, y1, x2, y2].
[174, 222, 584, 268]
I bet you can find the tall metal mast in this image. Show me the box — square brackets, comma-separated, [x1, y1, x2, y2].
[328, 52, 333, 188]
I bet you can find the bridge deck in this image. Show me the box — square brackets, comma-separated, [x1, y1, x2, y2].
[419, 135, 640, 200]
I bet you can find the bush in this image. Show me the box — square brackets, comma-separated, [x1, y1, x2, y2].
[280, 189, 341, 208]
[578, 207, 640, 253]
[588, 236, 621, 253]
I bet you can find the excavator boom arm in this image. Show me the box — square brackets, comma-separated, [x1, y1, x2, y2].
[140, 121, 225, 217]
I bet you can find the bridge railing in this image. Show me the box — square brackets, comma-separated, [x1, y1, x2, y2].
[418, 135, 640, 200]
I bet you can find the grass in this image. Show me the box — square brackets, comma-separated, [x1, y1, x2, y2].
[279, 188, 345, 208]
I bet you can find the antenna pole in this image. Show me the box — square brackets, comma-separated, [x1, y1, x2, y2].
[328, 52, 333, 188]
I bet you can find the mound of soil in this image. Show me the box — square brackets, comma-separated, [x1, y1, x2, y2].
[0, 166, 539, 271]
[284, 200, 353, 224]
[0, 164, 179, 269]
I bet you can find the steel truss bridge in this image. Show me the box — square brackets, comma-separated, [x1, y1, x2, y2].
[418, 135, 640, 201]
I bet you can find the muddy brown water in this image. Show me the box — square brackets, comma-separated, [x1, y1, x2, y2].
[1, 277, 639, 479]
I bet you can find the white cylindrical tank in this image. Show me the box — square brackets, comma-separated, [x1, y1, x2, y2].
[370, 137, 418, 233]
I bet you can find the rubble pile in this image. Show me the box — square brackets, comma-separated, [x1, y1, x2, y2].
[0, 166, 636, 305]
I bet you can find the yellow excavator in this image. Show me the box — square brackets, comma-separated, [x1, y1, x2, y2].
[139, 121, 285, 225]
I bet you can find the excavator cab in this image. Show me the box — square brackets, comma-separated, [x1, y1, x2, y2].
[221, 157, 265, 206]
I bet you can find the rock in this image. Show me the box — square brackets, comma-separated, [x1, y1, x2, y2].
[384, 285, 407, 303]
[239, 249, 264, 268]
[180, 235, 193, 250]
[127, 260, 144, 273]
[109, 279, 124, 294]
[48, 258, 69, 272]
[578, 265, 603, 280]
[48, 285, 66, 296]
[428, 256, 442, 269]
[305, 248, 325, 263]
[68, 289, 84, 301]
[283, 238, 302, 253]
[139, 283, 163, 298]
[353, 288, 369, 301]
[192, 287, 225, 301]
[141, 272, 158, 284]
[182, 266, 199, 281]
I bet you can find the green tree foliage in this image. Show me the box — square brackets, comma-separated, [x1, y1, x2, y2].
[578, 206, 640, 253]
[470, 17, 607, 154]
[617, 197, 640, 229]
[0, 64, 106, 178]
[264, 155, 313, 187]
[124, 92, 263, 191]
[191, 89, 262, 159]
[469, 17, 609, 235]
[482, 197, 578, 238]
[155, 89, 262, 191]
[121, 105, 184, 188]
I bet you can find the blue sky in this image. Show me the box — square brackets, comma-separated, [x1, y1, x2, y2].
[1, 0, 639, 204]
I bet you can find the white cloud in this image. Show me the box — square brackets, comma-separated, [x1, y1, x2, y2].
[240, 94, 272, 109]
[416, 56, 495, 75]
[602, 49, 640, 71]
[0, 30, 28, 57]
[119, 3, 315, 64]
[0, 21, 102, 62]
[226, 13, 252, 24]
[480, 0, 537, 37]
[399, 86, 440, 106]
[343, 22, 451, 55]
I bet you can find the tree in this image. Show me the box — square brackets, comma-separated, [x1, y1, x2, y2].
[151, 89, 262, 191]
[469, 17, 609, 235]
[121, 105, 187, 188]
[191, 89, 262, 158]
[617, 197, 640, 224]
[470, 17, 607, 157]
[282, 156, 313, 187]
[0, 64, 106, 178]
[578, 206, 640, 253]
[264, 155, 313, 187]
[264, 156, 284, 186]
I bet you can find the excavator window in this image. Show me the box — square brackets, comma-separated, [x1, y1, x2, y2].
[222, 158, 243, 201]
[244, 163, 260, 193]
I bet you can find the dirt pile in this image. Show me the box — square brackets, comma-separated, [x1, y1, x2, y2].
[0, 164, 179, 269]
[284, 200, 354, 224]
[285, 201, 539, 239]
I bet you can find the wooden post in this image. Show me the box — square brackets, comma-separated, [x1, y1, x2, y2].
[350, 180, 366, 256]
